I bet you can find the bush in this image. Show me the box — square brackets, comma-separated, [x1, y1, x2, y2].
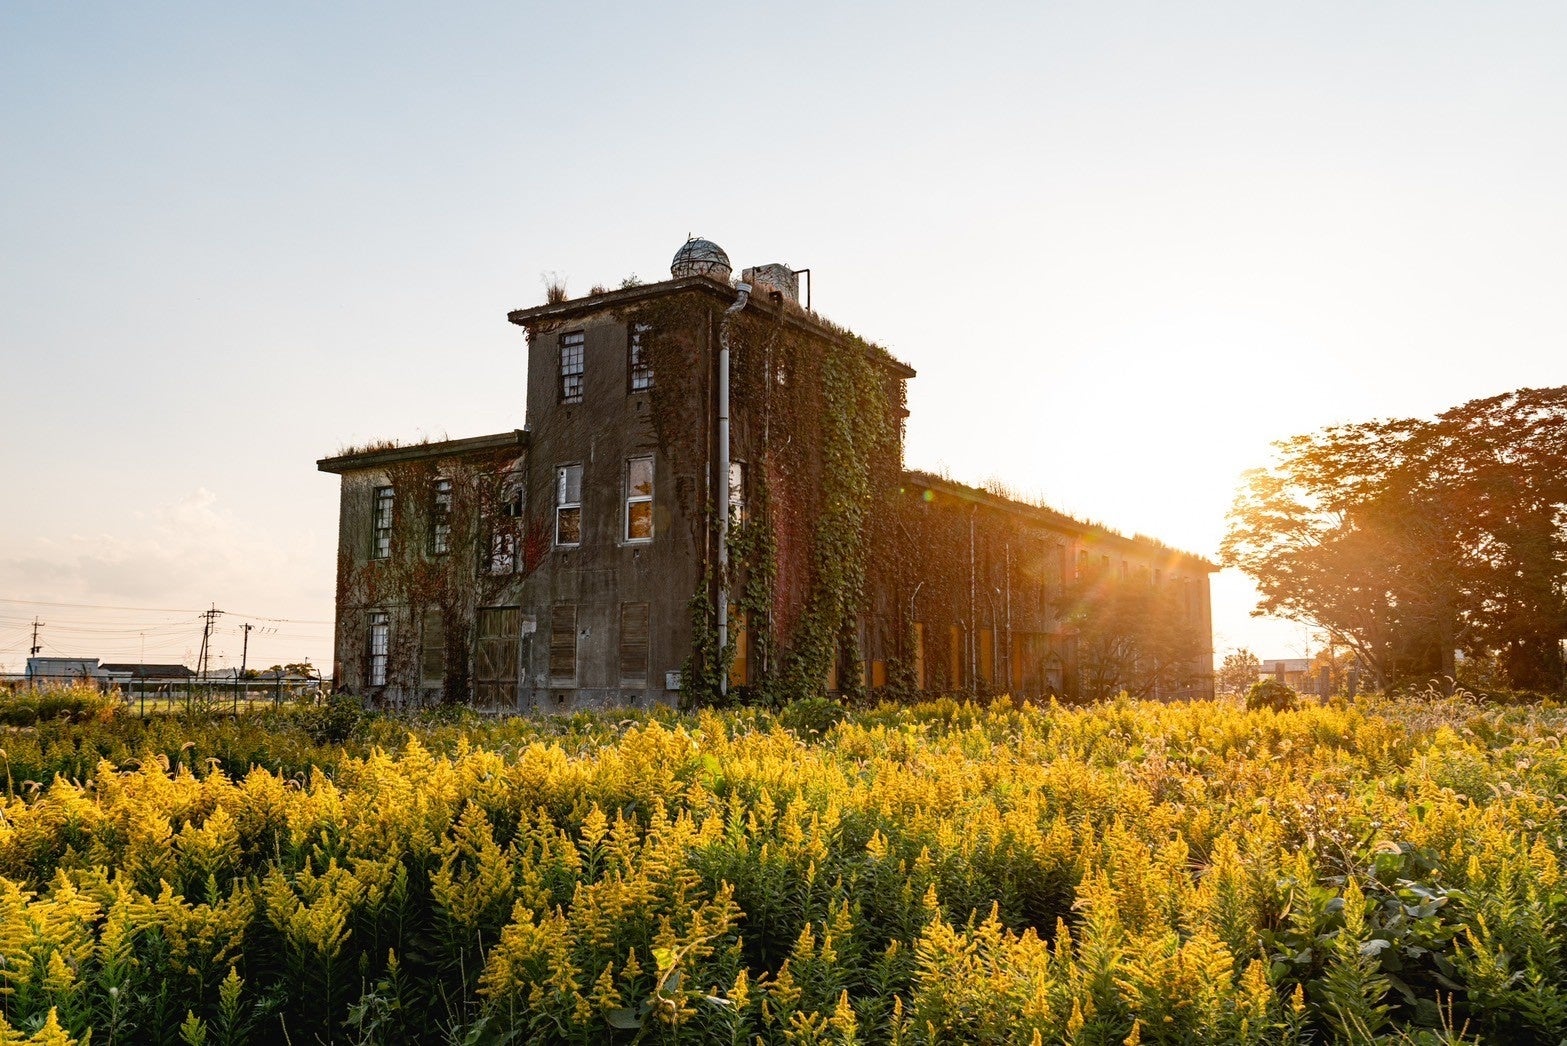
[294, 690, 369, 744]
[777, 694, 846, 738]
[1245, 676, 1299, 712]
[0, 685, 120, 726]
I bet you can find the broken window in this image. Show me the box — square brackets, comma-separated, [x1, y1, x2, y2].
[559, 331, 584, 403]
[628, 323, 652, 392]
[372, 486, 394, 560]
[728, 461, 747, 525]
[486, 472, 524, 574]
[556, 464, 582, 546]
[625, 456, 653, 542]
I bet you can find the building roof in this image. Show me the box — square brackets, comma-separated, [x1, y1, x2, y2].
[507, 275, 917, 380]
[903, 470, 1218, 570]
[101, 664, 194, 678]
[317, 429, 528, 474]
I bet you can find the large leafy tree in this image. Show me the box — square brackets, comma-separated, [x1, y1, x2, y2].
[1222, 387, 1567, 693]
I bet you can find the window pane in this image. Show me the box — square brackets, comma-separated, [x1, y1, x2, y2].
[557, 464, 581, 504]
[627, 501, 652, 540]
[628, 457, 653, 497]
[560, 332, 584, 402]
[557, 506, 581, 545]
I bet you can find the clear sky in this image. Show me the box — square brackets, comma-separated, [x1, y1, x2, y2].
[3, 2, 1564, 675]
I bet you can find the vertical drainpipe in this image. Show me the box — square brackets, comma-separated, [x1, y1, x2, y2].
[717, 281, 753, 697]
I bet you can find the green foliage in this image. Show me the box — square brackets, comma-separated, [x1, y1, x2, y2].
[294, 691, 370, 745]
[0, 686, 121, 726]
[15, 686, 1567, 1042]
[1246, 677, 1300, 712]
[1223, 386, 1567, 695]
[777, 696, 846, 739]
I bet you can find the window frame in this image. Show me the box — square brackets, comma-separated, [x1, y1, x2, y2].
[371, 486, 394, 561]
[555, 463, 583, 547]
[367, 610, 390, 687]
[559, 330, 585, 404]
[429, 477, 453, 556]
[628, 322, 653, 393]
[624, 455, 654, 543]
[485, 471, 525, 575]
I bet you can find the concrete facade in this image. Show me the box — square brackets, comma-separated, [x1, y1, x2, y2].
[320, 261, 1215, 710]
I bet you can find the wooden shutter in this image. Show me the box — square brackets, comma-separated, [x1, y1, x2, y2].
[619, 602, 649, 686]
[550, 604, 578, 684]
[420, 608, 445, 684]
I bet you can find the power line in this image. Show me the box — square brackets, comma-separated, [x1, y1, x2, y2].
[0, 597, 331, 625]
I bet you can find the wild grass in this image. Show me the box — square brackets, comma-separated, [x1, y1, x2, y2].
[0, 689, 1562, 1043]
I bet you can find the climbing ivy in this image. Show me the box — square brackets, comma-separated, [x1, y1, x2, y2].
[618, 287, 907, 708]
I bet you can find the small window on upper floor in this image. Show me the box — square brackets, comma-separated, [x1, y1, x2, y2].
[430, 478, 453, 555]
[556, 464, 582, 546]
[628, 323, 653, 392]
[559, 331, 585, 403]
[371, 486, 394, 560]
[625, 456, 653, 542]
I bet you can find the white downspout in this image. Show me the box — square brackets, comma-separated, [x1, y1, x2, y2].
[717, 281, 752, 696]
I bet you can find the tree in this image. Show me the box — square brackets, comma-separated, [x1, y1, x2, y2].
[1222, 387, 1567, 694]
[1218, 649, 1260, 696]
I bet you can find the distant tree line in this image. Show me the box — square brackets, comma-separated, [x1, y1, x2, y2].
[1222, 386, 1567, 695]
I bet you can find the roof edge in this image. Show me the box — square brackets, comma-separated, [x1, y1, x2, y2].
[317, 429, 528, 474]
[902, 470, 1218, 570]
[507, 277, 917, 379]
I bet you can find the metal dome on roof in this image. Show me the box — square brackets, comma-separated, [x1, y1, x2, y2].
[671, 237, 732, 281]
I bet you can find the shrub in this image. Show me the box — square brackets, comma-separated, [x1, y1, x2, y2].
[1246, 676, 1299, 712]
[777, 694, 846, 738]
[0, 685, 120, 726]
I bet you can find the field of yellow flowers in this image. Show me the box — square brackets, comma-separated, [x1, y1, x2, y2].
[0, 689, 1563, 1044]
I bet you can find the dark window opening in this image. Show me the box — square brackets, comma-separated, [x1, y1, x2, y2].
[559, 331, 584, 403]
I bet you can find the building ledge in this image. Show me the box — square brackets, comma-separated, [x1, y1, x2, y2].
[317, 429, 528, 474]
[508, 276, 917, 380]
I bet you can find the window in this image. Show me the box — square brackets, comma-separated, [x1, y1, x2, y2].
[474, 606, 521, 709]
[625, 456, 653, 541]
[486, 472, 524, 574]
[420, 607, 445, 685]
[556, 464, 582, 545]
[628, 323, 652, 392]
[619, 602, 649, 686]
[372, 486, 394, 560]
[559, 331, 584, 403]
[550, 603, 578, 685]
[430, 478, 452, 555]
[368, 611, 389, 687]
[728, 461, 747, 524]
[730, 609, 749, 688]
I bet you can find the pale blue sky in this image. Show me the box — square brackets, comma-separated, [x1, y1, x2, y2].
[3, 2, 1564, 671]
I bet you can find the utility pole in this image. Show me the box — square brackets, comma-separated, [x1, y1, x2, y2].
[27, 618, 42, 690]
[238, 623, 253, 714]
[195, 605, 223, 710]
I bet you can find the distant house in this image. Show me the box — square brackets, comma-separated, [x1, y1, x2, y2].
[1261, 657, 1313, 691]
[25, 657, 108, 685]
[99, 663, 195, 683]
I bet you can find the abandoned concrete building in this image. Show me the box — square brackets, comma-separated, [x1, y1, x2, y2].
[318, 239, 1215, 710]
